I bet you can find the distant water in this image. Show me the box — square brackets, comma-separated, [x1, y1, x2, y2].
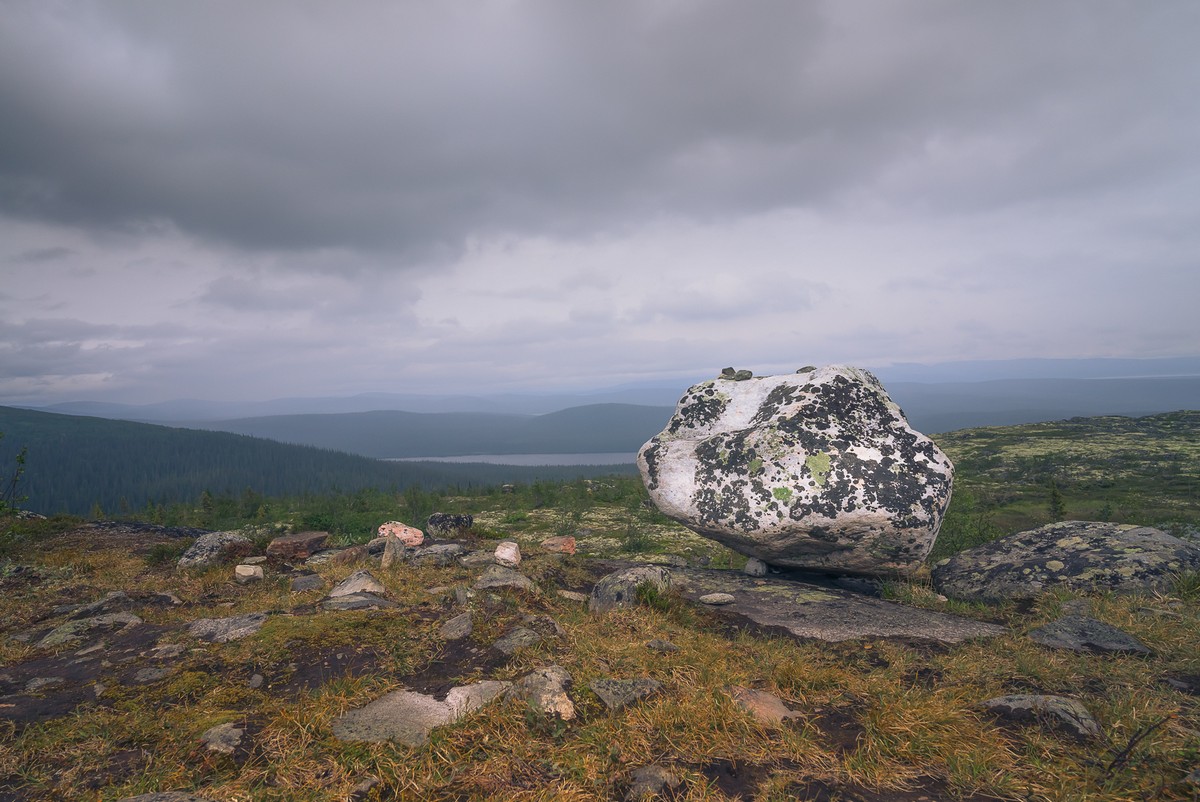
[385, 452, 636, 466]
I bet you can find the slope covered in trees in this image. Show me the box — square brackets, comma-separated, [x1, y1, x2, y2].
[0, 406, 635, 516]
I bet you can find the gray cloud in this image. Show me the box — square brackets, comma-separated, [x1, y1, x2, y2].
[3, 1, 1196, 261]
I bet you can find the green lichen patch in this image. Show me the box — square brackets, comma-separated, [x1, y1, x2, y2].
[804, 452, 832, 486]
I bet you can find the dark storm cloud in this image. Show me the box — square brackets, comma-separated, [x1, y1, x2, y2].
[3, 1, 1196, 262]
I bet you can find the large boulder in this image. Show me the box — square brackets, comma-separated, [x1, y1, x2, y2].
[933, 521, 1200, 601]
[638, 366, 953, 576]
[177, 531, 254, 570]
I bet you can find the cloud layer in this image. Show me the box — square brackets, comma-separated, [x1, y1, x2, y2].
[2, 1, 1198, 404]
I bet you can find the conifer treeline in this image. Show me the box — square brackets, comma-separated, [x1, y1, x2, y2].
[0, 406, 635, 516]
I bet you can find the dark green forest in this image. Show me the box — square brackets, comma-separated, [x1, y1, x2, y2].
[0, 406, 636, 517]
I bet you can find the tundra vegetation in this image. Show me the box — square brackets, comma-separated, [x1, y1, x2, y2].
[0, 412, 1197, 800]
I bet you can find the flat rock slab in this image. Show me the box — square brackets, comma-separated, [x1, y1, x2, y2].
[321, 593, 399, 612]
[932, 521, 1200, 601]
[188, 612, 268, 643]
[589, 677, 662, 711]
[1027, 615, 1152, 655]
[332, 681, 510, 746]
[672, 568, 1005, 644]
[981, 694, 1101, 740]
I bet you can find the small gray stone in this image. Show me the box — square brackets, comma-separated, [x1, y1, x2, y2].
[234, 564, 263, 584]
[321, 592, 399, 611]
[743, 558, 768, 577]
[981, 694, 1101, 740]
[646, 639, 679, 653]
[699, 592, 735, 605]
[200, 721, 244, 755]
[521, 614, 564, 638]
[474, 565, 537, 593]
[133, 667, 171, 683]
[492, 627, 541, 655]
[1028, 616, 1152, 655]
[507, 665, 575, 720]
[188, 612, 268, 643]
[117, 793, 222, 802]
[589, 677, 663, 711]
[329, 569, 385, 598]
[290, 573, 324, 593]
[627, 764, 683, 801]
[411, 543, 466, 567]
[589, 566, 672, 613]
[459, 550, 495, 567]
[557, 589, 589, 603]
[24, 676, 64, 693]
[440, 612, 473, 640]
[248, 673, 264, 689]
[147, 643, 186, 659]
[241, 555, 268, 565]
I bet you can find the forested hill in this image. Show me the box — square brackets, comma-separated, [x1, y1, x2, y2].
[187, 403, 674, 458]
[0, 406, 637, 517]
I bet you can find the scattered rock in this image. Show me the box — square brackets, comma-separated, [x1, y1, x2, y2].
[199, 721, 244, 755]
[646, 639, 679, 653]
[460, 550, 495, 567]
[332, 681, 511, 746]
[426, 513, 473, 538]
[981, 694, 1101, 740]
[265, 530, 328, 561]
[627, 764, 683, 801]
[378, 520, 425, 546]
[66, 591, 133, 619]
[699, 592, 735, 605]
[322, 593, 399, 611]
[589, 677, 663, 711]
[589, 566, 672, 613]
[347, 776, 381, 801]
[743, 558, 768, 577]
[932, 521, 1200, 601]
[1027, 616, 1152, 655]
[303, 549, 343, 566]
[248, 673, 264, 689]
[440, 612, 473, 640]
[290, 573, 324, 593]
[492, 627, 541, 655]
[242, 555, 267, 565]
[117, 793, 222, 802]
[411, 543, 466, 567]
[327, 545, 369, 566]
[147, 643, 186, 659]
[521, 614, 565, 638]
[25, 676, 64, 693]
[540, 535, 577, 555]
[727, 685, 802, 727]
[329, 570, 385, 598]
[38, 612, 143, 649]
[234, 565, 263, 584]
[557, 589, 588, 603]
[132, 667, 171, 683]
[507, 665, 575, 720]
[365, 536, 389, 556]
[474, 565, 537, 593]
[177, 531, 254, 570]
[639, 366, 954, 576]
[188, 612, 268, 643]
[494, 540, 522, 567]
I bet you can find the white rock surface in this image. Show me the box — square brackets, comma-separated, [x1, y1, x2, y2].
[638, 365, 953, 576]
[234, 565, 263, 583]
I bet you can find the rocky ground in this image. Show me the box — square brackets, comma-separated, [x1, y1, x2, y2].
[0, 520, 1197, 801]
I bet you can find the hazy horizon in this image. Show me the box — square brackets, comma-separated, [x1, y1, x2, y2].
[3, 3, 1198, 407]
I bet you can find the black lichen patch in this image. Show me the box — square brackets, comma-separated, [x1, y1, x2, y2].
[669, 385, 729, 434]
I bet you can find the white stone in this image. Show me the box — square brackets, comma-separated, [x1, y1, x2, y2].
[235, 564, 264, 583]
[494, 540, 521, 567]
[743, 558, 768, 577]
[699, 592, 735, 605]
[329, 569, 385, 598]
[638, 365, 953, 577]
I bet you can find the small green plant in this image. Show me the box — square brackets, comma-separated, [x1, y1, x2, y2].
[1170, 570, 1200, 601]
[144, 540, 189, 568]
[634, 581, 672, 612]
[0, 432, 28, 516]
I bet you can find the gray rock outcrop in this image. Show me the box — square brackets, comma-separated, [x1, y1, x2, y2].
[981, 694, 1101, 740]
[1027, 616, 1152, 655]
[638, 366, 953, 576]
[177, 531, 254, 570]
[332, 681, 511, 746]
[932, 521, 1200, 601]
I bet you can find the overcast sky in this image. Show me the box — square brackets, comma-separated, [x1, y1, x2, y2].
[2, 1, 1198, 406]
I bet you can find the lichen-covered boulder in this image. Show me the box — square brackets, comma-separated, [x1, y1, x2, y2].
[177, 531, 254, 570]
[932, 521, 1200, 601]
[638, 366, 953, 576]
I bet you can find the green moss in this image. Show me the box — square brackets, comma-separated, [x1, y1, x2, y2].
[772, 486, 793, 502]
[748, 458, 763, 475]
[805, 452, 832, 486]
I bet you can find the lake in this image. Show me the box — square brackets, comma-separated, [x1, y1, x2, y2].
[384, 452, 636, 466]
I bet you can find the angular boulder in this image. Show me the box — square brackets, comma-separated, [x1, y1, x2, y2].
[265, 530, 328, 561]
[932, 521, 1200, 601]
[427, 513, 473, 538]
[638, 366, 953, 576]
